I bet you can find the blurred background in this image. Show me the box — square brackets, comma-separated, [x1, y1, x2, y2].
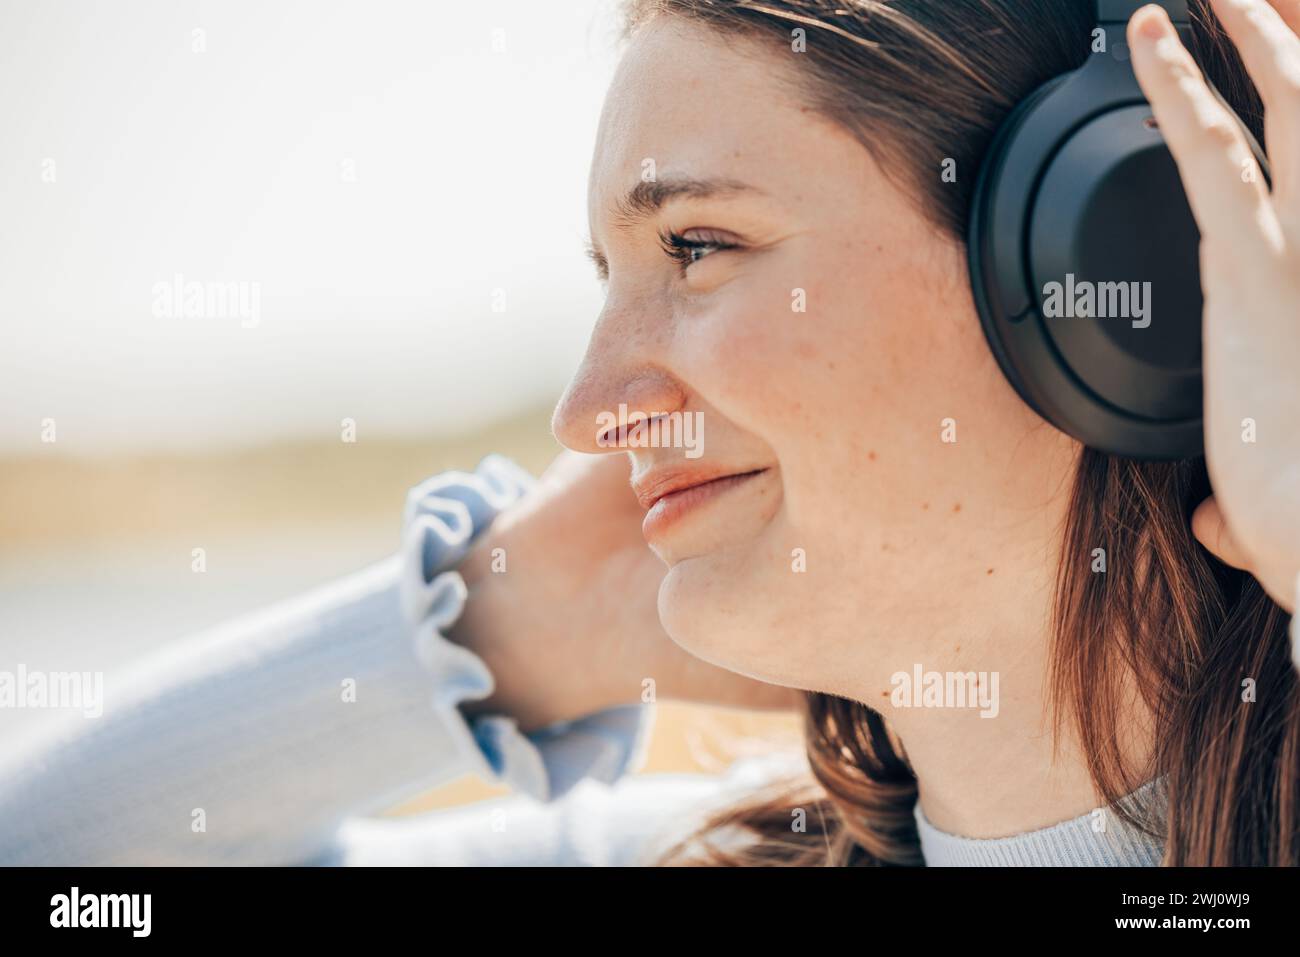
[0, 0, 799, 813]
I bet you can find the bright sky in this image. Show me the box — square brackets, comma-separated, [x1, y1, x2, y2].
[0, 0, 622, 454]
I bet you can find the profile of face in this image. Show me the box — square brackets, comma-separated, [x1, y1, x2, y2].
[552, 17, 1079, 703]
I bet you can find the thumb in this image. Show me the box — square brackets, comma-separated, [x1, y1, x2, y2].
[1191, 496, 1254, 572]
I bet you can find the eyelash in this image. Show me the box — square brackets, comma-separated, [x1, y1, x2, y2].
[658, 229, 737, 270]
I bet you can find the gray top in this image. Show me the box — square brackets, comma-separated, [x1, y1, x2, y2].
[914, 777, 1168, 866]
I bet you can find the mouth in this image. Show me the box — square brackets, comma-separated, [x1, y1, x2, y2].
[636, 467, 769, 542]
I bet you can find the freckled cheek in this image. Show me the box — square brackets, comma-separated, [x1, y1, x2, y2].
[775, 277, 897, 432]
[671, 281, 830, 435]
[692, 277, 889, 444]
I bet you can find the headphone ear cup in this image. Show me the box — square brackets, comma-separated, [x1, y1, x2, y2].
[968, 43, 1264, 461]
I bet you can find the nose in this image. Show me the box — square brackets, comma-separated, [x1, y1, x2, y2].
[551, 303, 687, 455]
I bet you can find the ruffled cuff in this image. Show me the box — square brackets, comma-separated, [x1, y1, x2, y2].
[399, 454, 655, 802]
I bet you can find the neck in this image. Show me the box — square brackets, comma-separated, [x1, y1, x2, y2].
[868, 480, 1157, 840]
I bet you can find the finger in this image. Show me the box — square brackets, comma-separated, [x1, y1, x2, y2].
[1129, 6, 1276, 245]
[1191, 496, 1254, 571]
[1209, 0, 1300, 197]
[1211, 0, 1300, 107]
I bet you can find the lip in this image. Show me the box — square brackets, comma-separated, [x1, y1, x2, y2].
[636, 467, 768, 541]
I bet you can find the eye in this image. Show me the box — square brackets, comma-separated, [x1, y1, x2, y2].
[658, 228, 738, 271]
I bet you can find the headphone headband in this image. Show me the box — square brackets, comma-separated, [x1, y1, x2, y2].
[1095, 0, 1190, 24]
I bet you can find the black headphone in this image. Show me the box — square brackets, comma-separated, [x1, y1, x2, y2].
[968, 0, 1270, 460]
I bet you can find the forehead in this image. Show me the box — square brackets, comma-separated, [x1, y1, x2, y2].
[587, 18, 815, 220]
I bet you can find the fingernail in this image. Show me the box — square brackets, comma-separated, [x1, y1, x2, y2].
[1135, 5, 1171, 42]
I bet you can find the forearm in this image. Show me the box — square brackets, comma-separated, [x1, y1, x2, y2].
[0, 558, 491, 865]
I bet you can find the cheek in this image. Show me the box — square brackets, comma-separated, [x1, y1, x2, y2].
[718, 246, 970, 514]
[671, 239, 986, 523]
[670, 249, 887, 445]
[670, 272, 798, 431]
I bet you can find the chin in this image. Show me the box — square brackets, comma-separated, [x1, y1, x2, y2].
[655, 543, 805, 687]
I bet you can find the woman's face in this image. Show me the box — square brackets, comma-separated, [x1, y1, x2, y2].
[553, 17, 1078, 701]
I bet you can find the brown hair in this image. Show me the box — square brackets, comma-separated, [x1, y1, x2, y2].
[623, 0, 1299, 866]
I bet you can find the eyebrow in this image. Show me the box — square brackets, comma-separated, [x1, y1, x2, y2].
[586, 175, 762, 280]
[612, 175, 760, 228]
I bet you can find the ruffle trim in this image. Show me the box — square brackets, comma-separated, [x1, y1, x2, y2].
[398, 454, 655, 802]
